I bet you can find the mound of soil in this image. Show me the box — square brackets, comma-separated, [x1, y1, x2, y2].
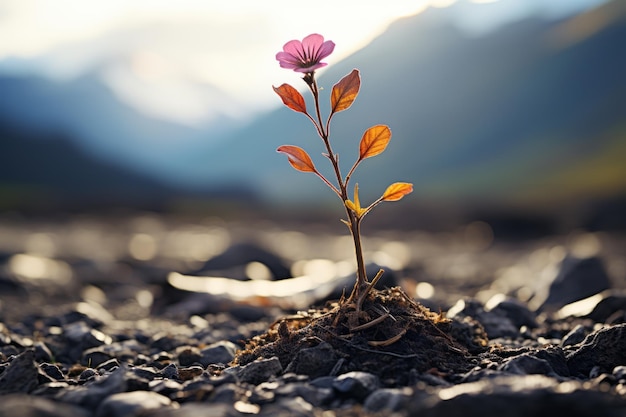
[234, 286, 486, 385]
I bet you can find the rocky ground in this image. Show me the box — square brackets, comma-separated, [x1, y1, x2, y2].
[1, 211, 626, 416]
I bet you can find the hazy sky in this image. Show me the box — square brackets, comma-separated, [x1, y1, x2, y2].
[0, 0, 608, 126]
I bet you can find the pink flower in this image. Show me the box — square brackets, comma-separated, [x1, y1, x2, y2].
[276, 33, 335, 73]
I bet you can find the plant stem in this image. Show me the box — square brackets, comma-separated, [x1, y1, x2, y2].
[307, 74, 368, 303]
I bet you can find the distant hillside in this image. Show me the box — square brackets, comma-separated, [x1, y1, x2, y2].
[0, 120, 257, 211]
[190, 0, 626, 211]
[0, 73, 230, 184]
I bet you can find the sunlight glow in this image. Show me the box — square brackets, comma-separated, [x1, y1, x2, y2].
[0, 0, 606, 126]
[0, 0, 435, 125]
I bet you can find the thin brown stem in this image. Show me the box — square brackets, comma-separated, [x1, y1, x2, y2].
[306, 73, 369, 304]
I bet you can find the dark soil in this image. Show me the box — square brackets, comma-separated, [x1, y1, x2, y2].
[235, 286, 483, 385]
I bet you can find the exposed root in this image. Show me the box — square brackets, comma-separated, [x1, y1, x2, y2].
[367, 327, 407, 347]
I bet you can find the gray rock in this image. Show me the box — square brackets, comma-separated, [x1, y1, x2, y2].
[96, 390, 174, 417]
[567, 323, 626, 377]
[485, 294, 538, 329]
[284, 342, 338, 378]
[200, 341, 238, 366]
[83, 348, 113, 368]
[333, 371, 380, 401]
[176, 345, 202, 367]
[274, 382, 334, 407]
[0, 349, 39, 394]
[149, 379, 184, 398]
[499, 348, 569, 378]
[499, 354, 557, 376]
[364, 387, 413, 412]
[539, 256, 612, 312]
[229, 356, 283, 385]
[40, 363, 65, 381]
[0, 394, 91, 417]
[613, 365, 626, 381]
[161, 362, 179, 379]
[561, 324, 589, 347]
[557, 290, 626, 322]
[257, 396, 316, 417]
[447, 298, 518, 339]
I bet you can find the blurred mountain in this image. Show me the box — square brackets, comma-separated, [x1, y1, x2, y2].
[0, 71, 236, 185]
[189, 0, 626, 213]
[1, 0, 625, 225]
[0, 120, 258, 211]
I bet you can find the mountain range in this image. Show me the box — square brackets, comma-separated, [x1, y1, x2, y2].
[1, 0, 625, 226]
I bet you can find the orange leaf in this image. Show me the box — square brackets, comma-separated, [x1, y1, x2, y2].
[359, 125, 391, 160]
[277, 145, 317, 173]
[273, 84, 307, 114]
[330, 69, 360, 115]
[382, 182, 413, 201]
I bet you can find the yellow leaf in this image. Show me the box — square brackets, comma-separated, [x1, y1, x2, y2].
[277, 145, 317, 173]
[382, 182, 413, 201]
[330, 69, 360, 115]
[345, 184, 367, 217]
[345, 199, 358, 213]
[359, 125, 391, 160]
[273, 84, 307, 114]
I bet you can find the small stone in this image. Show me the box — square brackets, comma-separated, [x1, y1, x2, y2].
[364, 387, 413, 413]
[178, 366, 204, 381]
[284, 342, 337, 378]
[0, 394, 91, 417]
[275, 382, 334, 407]
[97, 358, 120, 372]
[561, 324, 588, 347]
[499, 354, 556, 376]
[448, 298, 518, 339]
[83, 349, 113, 368]
[485, 294, 538, 329]
[40, 362, 65, 381]
[161, 363, 179, 379]
[233, 356, 283, 385]
[613, 365, 626, 381]
[96, 390, 174, 417]
[0, 349, 39, 394]
[78, 368, 98, 383]
[149, 379, 184, 397]
[333, 371, 380, 401]
[176, 345, 202, 367]
[539, 256, 612, 312]
[199, 341, 238, 367]
[33, 341, 54, 363]
[567, 323, 626, 377]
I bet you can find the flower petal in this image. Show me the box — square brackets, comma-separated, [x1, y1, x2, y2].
[301, 34, 325, 51]
[282, 39, 305, 57]
[316, 40, 335, 61]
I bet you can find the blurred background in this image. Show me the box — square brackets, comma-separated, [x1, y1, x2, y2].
[1, 0, 625, 235]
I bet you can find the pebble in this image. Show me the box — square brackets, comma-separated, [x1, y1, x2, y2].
[96, 391, 175, 417]
[538, 256, 612, 312]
